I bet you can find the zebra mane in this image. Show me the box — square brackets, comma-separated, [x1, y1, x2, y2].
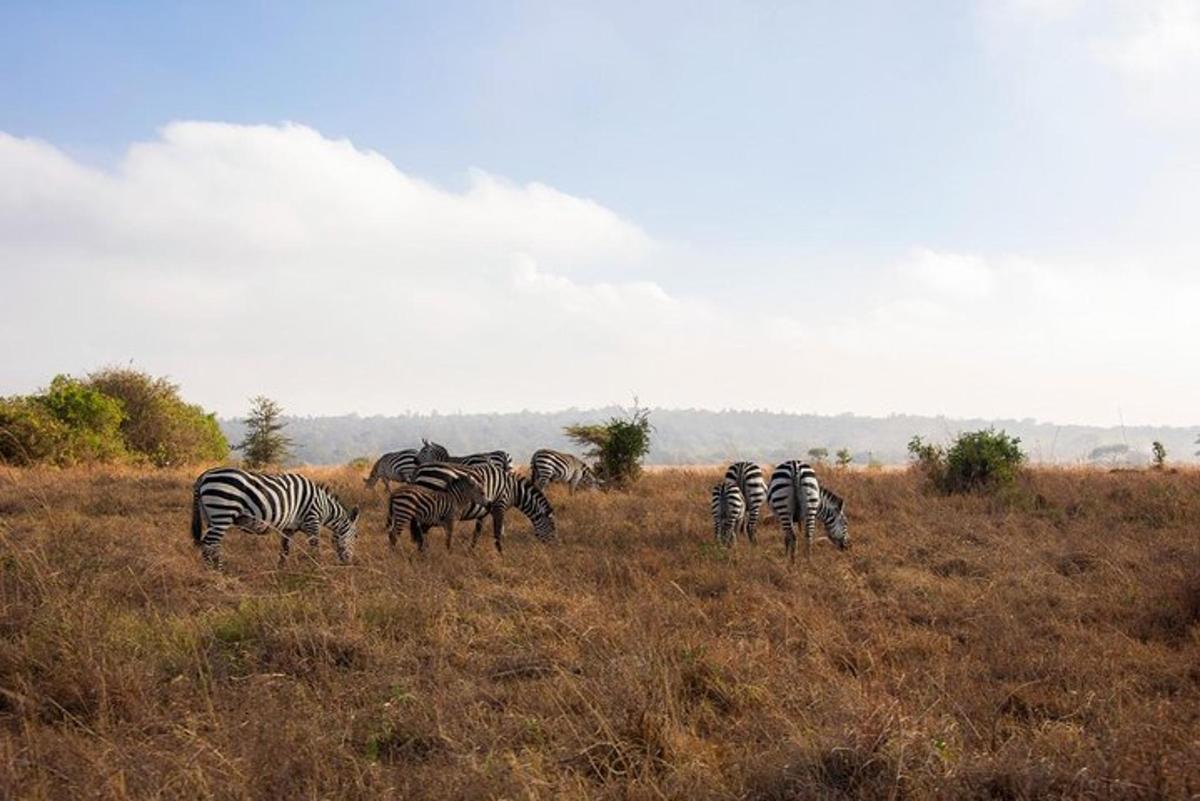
[820, 486, 845, 511]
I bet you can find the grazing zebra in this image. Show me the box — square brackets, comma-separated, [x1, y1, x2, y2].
[767, 460, 849, 561]
[417, 439, 512, 472]
[191, 468, 360, 569]
[710, 480, 746, 547]
[385, 476, 486, 552]
[363, 449, 418, 492]
[411, 462, 556, 551]
[724, 461, 767, 543]
[530, 448, 599, 492]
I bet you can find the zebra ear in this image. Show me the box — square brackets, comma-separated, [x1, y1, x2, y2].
[349, 506, 360, 522]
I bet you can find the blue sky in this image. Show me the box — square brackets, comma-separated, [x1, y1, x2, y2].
[2, 1, 1199, 425]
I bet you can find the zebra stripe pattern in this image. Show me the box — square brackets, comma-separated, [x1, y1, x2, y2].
[530, 448, 598, 492]
[385, 476, 486, 552]
[417, 439, 512, 472]
[411, 462, 556, 550]
[723, 461, 767, 543]
[767, 460, 849, 561]
[364, 449, 418, 491]
[191, 468, 360, 568]
[710, 480, 746, 547]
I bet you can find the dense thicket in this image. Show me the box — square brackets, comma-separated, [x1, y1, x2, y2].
[0, 368, 227, 467]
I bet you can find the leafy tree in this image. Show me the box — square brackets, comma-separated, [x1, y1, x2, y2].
[87, 367, 228, 466]
[806, 447, 829, 466]
[835, 448, 853, 469]
[565, 402, 652, 488]
[1152, 441, 1167, 470]
[909, 429, 1024, 494]
[235, 396, 292, 468]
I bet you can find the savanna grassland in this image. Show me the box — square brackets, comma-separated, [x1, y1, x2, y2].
[1, 466, 1199, 800]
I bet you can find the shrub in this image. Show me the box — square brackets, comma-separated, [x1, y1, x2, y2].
[1152, 441, 1166, 470]
[835, 448, 853, 469]
[909, 429, 1024, 494]
[86, 367, 228, 466]
[807, 447, 829, 466]
[565, 402, 652, 488]
[13, 375, 128, 465]
[0, 396, 72, 466]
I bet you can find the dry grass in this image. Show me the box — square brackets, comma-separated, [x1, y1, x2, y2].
[1, 465, 1199, 800]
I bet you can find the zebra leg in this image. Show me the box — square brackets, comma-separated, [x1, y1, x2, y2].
[200, 527, 225, 570]
[491, 507, 505, 553]
[278, 531, 293, 566]
[780, 516, 797, 563]
[444, 518, 455, 551]
[804, 514, 816, 561]
[746, 509, 758, 544]
[471, 518, 484, 549]
[412, 522, 428, 552]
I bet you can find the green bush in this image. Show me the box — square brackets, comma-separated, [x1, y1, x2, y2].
[0, 369, 227, 468]
[908, 428, 1024, 494]
[0, 375, 126, 465]
[565, 402, 652, 488]
[86, 367, 228, 466]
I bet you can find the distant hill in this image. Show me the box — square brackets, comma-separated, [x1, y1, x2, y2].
[219, 408, 1199, 468]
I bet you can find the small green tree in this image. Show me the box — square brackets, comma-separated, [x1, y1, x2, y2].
[1152, 441, 1166, 470]
[564, 402, 652, 488]
[235, 396, 292, 468]
[835, 448, 853, 469]
[910, 429, 1024, 494]
[807, 447, 829, 466]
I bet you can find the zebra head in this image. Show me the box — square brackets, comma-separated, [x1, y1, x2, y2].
[516, 476, 557, 541]
[824, 491, 849, 550]
[332, 504, 361, 563]
[417, 439, 450, 464]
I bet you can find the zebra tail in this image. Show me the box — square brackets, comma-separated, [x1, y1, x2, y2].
[191, 485, 203, 547]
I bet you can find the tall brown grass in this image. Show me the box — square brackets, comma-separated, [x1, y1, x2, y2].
[1, 465, 1198, 799]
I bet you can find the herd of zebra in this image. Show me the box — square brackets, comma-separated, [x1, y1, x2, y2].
[190, 440, 848, 568]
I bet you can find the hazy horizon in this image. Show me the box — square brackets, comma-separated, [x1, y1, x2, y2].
[4, 2, 1200, 427]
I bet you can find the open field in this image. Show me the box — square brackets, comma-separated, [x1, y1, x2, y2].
[1, 466, 1199, 800]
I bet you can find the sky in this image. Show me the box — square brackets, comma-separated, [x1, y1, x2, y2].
[1, 0, 1198, 426]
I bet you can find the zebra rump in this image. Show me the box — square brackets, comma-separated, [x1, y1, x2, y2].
[710, 480, 746, 547]
[723, 461, 767, 543]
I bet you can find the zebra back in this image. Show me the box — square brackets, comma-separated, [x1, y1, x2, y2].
[530, 448, 595, 489]
[365, 449, 418, 486]
[462, 450, 514, 472]
[724, 461, 766, 509]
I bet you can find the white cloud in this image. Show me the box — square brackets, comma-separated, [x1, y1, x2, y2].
[2, 122, 1198, 426]
[900, 248, 996, 299]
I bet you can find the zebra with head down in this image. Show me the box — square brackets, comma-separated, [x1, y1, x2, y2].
[767, 460, 849, 562]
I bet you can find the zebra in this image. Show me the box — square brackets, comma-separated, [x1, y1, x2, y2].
[767, 460, 849, 561]
[710, 480, 746, 547]
[724, 461, 767, 543]
[191, 467, 360, 569]
[417, 439, 512, 472]
[385, 476, 487, 552]
[410, 462, 556, 551]
[530, 448, 599, 492]
[363, 449, 418, 492]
